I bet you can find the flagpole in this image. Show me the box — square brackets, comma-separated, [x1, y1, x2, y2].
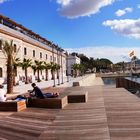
[129, 50, 135, 78]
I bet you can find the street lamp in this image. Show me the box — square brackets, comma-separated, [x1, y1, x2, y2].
[56, 45, 60, 85]
[49, 42, 56, 87]
[66, 52, 69, 82]
[60, 48, 64, 84]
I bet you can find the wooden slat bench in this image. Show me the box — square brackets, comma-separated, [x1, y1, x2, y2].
[0, 100, 26, 111]
[67, 91, 88, 103]
[28, 95, 68, 109]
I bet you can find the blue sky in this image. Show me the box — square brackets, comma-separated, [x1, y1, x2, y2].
[0, 0, 140, 63]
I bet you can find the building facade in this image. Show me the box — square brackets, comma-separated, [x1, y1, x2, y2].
[0, 15, 66, 84]
[66, 54, 80, 76]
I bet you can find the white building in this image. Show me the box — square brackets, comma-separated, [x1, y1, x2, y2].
[0, 15, 67, 84]
[66, 54, 80, 76]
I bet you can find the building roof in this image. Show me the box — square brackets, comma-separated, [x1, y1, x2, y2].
[0, 14, 57, 49]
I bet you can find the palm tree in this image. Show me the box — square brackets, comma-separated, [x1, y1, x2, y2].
[79, 64, 85, 76]
[56, 64, 61, 85]
[44, 62, 51, 81]
[50, 62, 58, 86]
[20, 58, 32, 84]
[2, 40, 20, 94]
[31, 65, 37, 76]
[34, 60, 44, 82]
[72, 63, 80, 77]
[13, 58, 21, 86]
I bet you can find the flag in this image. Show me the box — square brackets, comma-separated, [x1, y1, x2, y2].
[129, 50, 134, 57]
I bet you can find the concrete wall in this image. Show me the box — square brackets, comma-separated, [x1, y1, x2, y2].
[78, 74, 104, 86]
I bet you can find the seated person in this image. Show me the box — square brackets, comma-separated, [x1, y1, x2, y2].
[29, 83, 59, 99]
[0, 85, 6, 102]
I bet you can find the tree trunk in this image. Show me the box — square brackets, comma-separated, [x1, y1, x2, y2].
[57, 70, 60, 85]
[53, 71, 56, 87]
[13, 68, 17, 86]
[25, 68, 28, 84]
[51, 70, 54, 80]
[37, 69, 41, 82]
[7, 56, 13, 94]
[45, 69, 48, 81]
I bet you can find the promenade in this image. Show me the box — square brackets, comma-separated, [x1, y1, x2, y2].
[7, 74, 103, 99]
[1, 84, 140, 139]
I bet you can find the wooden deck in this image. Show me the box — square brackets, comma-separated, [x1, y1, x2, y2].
[0, 85, 140, 139]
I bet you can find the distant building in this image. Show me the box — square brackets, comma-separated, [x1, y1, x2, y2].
[125, 59, 140, 73]
[0, 15, 66, 84]
[66, 54, 80, 76]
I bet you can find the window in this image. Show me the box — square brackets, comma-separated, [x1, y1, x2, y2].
[33, 50, 35, 57]
[0, 40, 2, 50]
[24, 47, 27, 55]
[50, 56, 52, 61]
[40, 52, 42, 59]
[54, 57, 56, 62]
[46, 54, 47, 60]
[14, 44, 16, 52]
[0, 68, 2, 77]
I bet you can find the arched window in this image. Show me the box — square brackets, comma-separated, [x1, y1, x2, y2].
[0, 68, 3, 77]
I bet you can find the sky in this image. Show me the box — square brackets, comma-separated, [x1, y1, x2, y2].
[0, 0, 140, 63]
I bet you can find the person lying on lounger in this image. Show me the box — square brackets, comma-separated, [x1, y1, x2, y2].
[29, 83, 59, 99]
[0, 85, 6, 102]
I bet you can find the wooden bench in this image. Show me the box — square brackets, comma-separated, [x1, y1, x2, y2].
[0, 100, 26, 111]
[28, 95, 68, 109]
[68, 91, 88, 103]
[28, 87, 88, 109]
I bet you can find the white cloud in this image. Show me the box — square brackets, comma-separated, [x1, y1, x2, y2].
[56, 0, 71, 6]
[103, 19, 140, 39]
[138, 4, 140, 9]
[66, 46, 140, 63]
[56, 0, 115, 18]
[0, 0, 7, 4]
[115, 7, 133, 17]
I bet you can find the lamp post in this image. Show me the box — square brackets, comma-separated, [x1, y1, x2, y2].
[50, 42, 56, 87]
[60, 48, 64, 84]
[66, 52, 69, 82]
[57, 45, 60, 85]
